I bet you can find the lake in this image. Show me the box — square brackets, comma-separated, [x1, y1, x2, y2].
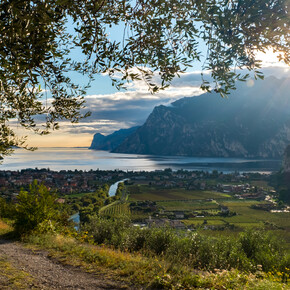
[0, 147, 282, 173]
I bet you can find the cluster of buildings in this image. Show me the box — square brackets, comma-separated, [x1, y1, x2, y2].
[217, 183, 273, 200]
[131, 170, 249, 191]
[0, 169, 126, 195]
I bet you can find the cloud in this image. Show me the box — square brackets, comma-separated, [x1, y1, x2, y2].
[9, 64, 290, 147]
[74, 66, 290, 135]
[81, 73, 205, 134]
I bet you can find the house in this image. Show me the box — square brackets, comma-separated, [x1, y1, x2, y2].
[170, 220, 185, 230]
[145, 218, 169, 228]
[174, 211, 185, 219]
[220, 206, 229, 214]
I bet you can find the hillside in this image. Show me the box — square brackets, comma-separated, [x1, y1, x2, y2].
[114, 77, 290, 158]
[1, 219, 288, 290]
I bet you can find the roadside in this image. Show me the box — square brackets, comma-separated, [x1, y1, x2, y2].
[0, 239, 129, 289]
[0, 220, 130, 290]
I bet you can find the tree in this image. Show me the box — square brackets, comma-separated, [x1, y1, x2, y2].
[14, 180, 58, 233]
[1, 0, 289, 159]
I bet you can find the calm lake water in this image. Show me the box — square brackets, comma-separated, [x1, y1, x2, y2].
[0, 147, 282, 173]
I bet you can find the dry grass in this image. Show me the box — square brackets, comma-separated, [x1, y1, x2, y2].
[0, 220, 12, 234]
[0, 257, 35, 289]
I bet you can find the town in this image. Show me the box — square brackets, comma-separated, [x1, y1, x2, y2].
[0, 167, 271, 198]
[1, 167, 288, 233]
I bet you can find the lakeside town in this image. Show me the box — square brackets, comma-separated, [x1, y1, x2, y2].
[0, 167, 273, 198]
[1, 168, 289, 232]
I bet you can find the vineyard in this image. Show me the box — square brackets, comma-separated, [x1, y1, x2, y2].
[99, 201, 131, 217]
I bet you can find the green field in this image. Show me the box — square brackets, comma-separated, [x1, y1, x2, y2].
[156, 200, 220, 211]
[128, 185, 231, 201]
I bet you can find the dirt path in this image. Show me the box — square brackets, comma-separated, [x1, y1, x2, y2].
[0, 239, 129, 289]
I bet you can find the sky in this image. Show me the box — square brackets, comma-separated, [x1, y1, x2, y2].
[13, 24, 290, 148]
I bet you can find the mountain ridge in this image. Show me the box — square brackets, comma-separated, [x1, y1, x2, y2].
[113, 77, 290, 158]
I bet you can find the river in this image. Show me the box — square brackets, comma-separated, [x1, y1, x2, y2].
[70, 178, 127, 227]
[108, 179, 129, 197]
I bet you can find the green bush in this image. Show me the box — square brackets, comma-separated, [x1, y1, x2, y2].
[120, 226, 150, 252]
[83, 215, 130, 246]
[0, 197, 15, 219]
[145, 227, 175, 255]
[238, 230, 288, 272]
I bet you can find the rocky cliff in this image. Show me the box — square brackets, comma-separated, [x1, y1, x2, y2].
[89, 126, 139, 151]
[114, 77, 290, 158]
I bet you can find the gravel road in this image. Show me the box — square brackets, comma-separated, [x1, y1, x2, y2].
[0, 239, 129, 289]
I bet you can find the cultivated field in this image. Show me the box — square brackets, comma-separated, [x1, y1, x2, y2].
[128, 185, 230, 201]
[99, 201, 131, 217]
[127, 184, 290, 248]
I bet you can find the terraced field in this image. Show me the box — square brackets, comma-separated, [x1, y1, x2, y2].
[99, 201, 131, 217]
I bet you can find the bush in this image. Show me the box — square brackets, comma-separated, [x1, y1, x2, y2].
[0, 197, 15, 219]
[145, 227, 175, 255]
[83, 215, 130, 246]
[120, 226, 150, 252]
[238, 229, 287, 272]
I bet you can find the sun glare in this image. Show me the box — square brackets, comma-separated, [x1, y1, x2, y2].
[255, 49, 288, 68]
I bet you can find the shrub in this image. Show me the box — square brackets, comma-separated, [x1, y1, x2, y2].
[0, 197, 15, 219]
[238, 229, 287, 272]
[120, 226, 150, 252]
[83, 215, 130, 246]
[83, 217, 290, 274]
[144, 227, 175, 255]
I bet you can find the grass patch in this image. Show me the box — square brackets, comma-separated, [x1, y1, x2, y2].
[250, 180, 273, 190]
[183, 219, 227, 226]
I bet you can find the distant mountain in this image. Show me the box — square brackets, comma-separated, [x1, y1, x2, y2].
[283, 145, 290, 172]
[89, 133, 106, 150]
[89, 126, 139, 151]
[113, 77, 290, 158]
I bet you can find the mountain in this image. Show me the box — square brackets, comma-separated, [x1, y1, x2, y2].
[113, 76, 290, 158]
[283, 145, 290, 172]
[89, 126, 139, 151]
